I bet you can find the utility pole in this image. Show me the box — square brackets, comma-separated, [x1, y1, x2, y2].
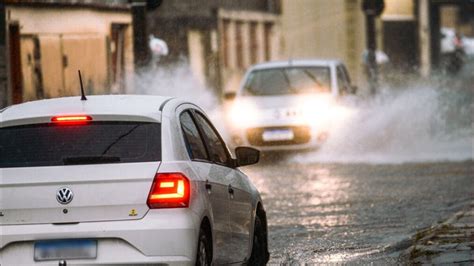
[362, 0, 384, 95]
[131, 0, 150, 71]
[131, 0, 162, 72]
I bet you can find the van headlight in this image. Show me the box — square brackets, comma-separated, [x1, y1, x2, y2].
[227, 101, 258, 127]
[300, 98, 331, 127]
[300, 96, 353, 130]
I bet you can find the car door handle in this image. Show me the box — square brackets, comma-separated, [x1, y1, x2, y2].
[228, 185, 234, 195]
[205, 180, 212, 191]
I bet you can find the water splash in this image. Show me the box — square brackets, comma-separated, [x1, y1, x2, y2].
[133, 62, 218, 110]
[132, 61, 229, 137]
[291, 85, 473, 164]
[133, 61, 472, 164]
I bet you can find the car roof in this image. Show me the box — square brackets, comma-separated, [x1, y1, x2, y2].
[1, 95, 173, 127]
[249, 59, 342, 71]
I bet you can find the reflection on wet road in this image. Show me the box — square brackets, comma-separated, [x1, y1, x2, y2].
[244, 159, 474, 263]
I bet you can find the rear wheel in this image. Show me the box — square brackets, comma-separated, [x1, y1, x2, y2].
[248, 215, 268, 265]
[196, 227, 212, 266]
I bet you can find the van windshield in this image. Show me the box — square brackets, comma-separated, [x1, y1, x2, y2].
[243, 66, 331, 96]
[0, 121, 161, 168]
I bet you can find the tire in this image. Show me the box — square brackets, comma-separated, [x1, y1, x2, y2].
[248, 215, 269, 265]
[195, 227, 212, 266]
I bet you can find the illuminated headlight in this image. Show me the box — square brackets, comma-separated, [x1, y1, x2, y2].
[300, 98, 332, 128]
[227, 100, 258, 127]
[299, 96, 353, 131]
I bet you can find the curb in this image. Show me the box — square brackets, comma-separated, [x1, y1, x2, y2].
[400, 201, 474, 264]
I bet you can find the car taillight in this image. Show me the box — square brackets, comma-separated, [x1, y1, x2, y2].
[51, 115, 92, 124]
[147, 173, 190, 209]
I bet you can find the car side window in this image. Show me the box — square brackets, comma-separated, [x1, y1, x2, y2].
[193, 112, 230, 166]
[179, 111, 208, 160]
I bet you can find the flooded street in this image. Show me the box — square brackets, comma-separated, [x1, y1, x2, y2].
[245, 160, 474, 263]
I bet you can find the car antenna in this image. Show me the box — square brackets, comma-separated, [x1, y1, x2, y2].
[78, 70, 87, 101]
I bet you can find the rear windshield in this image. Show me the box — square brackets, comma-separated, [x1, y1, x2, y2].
[243, 67, 331, 96]
[0, 122, 161, 168]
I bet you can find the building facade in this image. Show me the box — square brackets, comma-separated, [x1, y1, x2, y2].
[3, 0, 134, 106]
[383, 0, 474, 77]
[147, 0, 282, 96]
[280, 0, 474, 88]
[280, 0, 368, 88]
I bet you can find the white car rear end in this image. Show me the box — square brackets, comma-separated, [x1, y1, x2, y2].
[0, 95, 268, 265]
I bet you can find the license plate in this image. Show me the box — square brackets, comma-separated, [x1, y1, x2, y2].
[262, 129, 294, 141]
[34, 239, 97, 261]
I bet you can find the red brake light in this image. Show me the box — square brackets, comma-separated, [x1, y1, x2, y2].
[147, 173, 190, 209]
[51, 115, 92, 123]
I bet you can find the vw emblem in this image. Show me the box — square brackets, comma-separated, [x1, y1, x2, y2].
[56, 187, 74, 205]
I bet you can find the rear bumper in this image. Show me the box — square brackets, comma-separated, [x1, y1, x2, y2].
[0, 208, 200, 265]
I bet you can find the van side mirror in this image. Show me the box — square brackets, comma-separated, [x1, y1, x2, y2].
[235, 146, 260, 167]
[224, 92, 237, 100]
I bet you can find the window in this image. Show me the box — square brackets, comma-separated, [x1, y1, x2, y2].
[193, 113, 230, 166]
[0, 122, 161, 168]
[180, 111, 208, 160]
[243, 67, 331, 96]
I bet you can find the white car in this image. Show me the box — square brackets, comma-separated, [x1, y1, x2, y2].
[226, 59, 356, 151]
[0, 95, 269, 265]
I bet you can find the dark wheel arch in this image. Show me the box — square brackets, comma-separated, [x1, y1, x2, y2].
[196, 217, 213, 266]
[248, 202, 270, 264]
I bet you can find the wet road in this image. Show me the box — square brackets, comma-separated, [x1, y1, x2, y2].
[244, 159, 474, 263]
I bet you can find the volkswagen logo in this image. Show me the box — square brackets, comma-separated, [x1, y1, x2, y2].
[56, 187, 74, 205]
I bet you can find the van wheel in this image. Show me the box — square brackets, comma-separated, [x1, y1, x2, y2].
[248, 215, 268, 265]
[196, 227, 212, 266]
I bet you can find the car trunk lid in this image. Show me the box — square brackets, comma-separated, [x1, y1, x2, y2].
[0, 162, 159, 225]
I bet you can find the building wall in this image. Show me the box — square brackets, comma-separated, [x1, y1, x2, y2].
[187, 30, 207, 86]
[152, 0, 280, 19]
[5, 5, 133, 104]
[279, 0, 367, 89]
[383, 0, 414, 18]
[218, 9, 280, 94]
[147, 0, 281, 96]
